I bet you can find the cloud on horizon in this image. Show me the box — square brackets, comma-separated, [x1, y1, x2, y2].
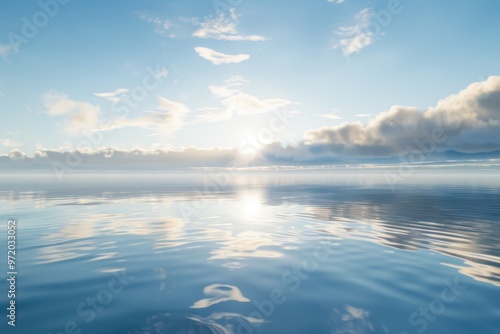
[303, 76, 500, 157]
[4, 77, 500, 169]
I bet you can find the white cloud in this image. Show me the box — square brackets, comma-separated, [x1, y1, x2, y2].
[6, 149, 27, 160]
[304, 76, 500, 156]
[43, 90, 101, 134]
[94, 88, 129, 103]
[194, 47, 250, 65]
[94, 67, 167, 104]
[137, 8, 267, 41]
[6, 77, 500, 169]
[192, 8, 268, 41]
[332, 8, 376, 55]
[328, 0, 346, 3]
[315, 113, 343, 120]
[223, 93, 291, 116]
[1, 139, 22, 148]
[100, 96, 188, 132]
[198, 77, 294, 122]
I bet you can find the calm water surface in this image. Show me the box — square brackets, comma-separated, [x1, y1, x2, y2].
[1, 172, 499, 334]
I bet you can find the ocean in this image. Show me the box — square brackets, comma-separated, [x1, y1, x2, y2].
[1, 171, 499, 334]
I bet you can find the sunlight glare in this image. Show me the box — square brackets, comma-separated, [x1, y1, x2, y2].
[239, 192, 262, 218]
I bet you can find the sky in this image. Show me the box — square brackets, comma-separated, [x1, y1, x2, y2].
[1, 0, 500, 169]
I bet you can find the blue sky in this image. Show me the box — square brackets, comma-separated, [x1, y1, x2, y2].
[1, 0, 500, 168]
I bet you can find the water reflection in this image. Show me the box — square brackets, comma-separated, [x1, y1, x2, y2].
[190, 284, 250, 309]
[208, 231, 283, 262]
[280, 186, 500, 286]
[2, 173, 500, 334]
[2, 174, 500, 288]
[127, 312, 265, 334]
[329, 305, 379, 334]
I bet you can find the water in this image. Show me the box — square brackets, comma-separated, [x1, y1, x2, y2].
[1, 172, 499, 334]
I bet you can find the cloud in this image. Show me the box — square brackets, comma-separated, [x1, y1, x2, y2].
[5, 149, 27, 161]
[332, 8, 376, 55]
[137, 12, 173, 37]
[0, 146, 241, 170]
[197, 77, 294, 122]
[192, 8, 268, 41]
[94, 88, 129, 103]
[194, 47, 250, 65]
[303, 76, 500, 157]
[94, 67, 167, 104]
[100, 96, 188, 132]
[43, 90, 101, 134]
[137, 8, 267, 41]
[1, 139, 22, 148]
[315, 113, 343, 120]
[328, 0, 346, 3]
[0, 44, 16, 60]
[4, 77, 500, 169]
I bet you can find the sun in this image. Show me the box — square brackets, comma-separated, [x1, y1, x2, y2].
[240, 146, 260, 158]
[239, 136, 262, 160]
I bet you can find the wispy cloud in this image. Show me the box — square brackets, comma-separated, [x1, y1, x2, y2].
[11, 78, 500, 169]
[43, 90, 101, 134]
[94, 88, 129, 103]
[315, 113, 343, 120]
[192, 8, 268, 41]
[194, 47, 250, 65]
[197, 76, 294, 122]
[1, 138, 22, 148]
[100, 96, 188, 132]
[137, 8, 267, 42]
[137, 11, 173, 37]
[332, 8, 376, 55]
[94, 67, 167, 104]
[327, 0, 346, 3]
